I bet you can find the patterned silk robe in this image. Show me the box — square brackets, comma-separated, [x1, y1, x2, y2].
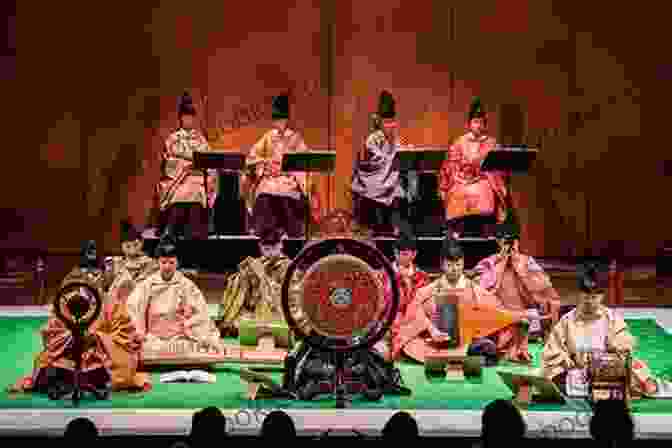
[218, 255, 310, 336]
[351, 130, 404, 206]
[242, 128, 322, 223]
[542, 306, 656, 397]
[105, 255, 159, 303]
[439, 133, 508, 222]
[126, 271, 223, 355]
[11, 267, 149, 393]
[158, 128, 218, 211]
[475, 252, 561, 361]
[61, 266, 109, 295]
[392, 274, 525, 363]
[385, 263, 431, 360]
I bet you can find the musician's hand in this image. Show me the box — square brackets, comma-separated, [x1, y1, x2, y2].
[430, 327, 451, 343]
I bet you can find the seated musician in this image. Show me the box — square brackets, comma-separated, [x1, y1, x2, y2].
[61, 240, 109, 294]
[218, 227, 300, 337]
[126, 232, 223, 355]
[474, 217, 561, 362]
[380, 233, 430, 359]
[9, 241, 150, 394]
[438, 97, 508, 237]
[243, 94, 314, 238]
[351, 91, 406, 236]
[542, 263, 667, 398]
[105, 220, 158, 303]
[157, 92, 218, 238]
[391, 237, 528, 363]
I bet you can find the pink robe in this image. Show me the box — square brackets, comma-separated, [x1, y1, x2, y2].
[439, 133, 508, 222]
[242, 128, 322, 224]
[383, 263, 431, 360]
[392, 275, 525, 363]
[158, 128, 217, 211]
[475, 252, 561, 361]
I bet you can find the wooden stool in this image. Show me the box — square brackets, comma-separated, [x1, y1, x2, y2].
[425, 345, 469, 380]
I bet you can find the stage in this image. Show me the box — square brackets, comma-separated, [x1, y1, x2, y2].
[1, 307, 671, 439]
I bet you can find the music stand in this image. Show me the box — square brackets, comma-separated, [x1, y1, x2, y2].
[282, 150, 336, 240]
[193, 151, 246, 231]
[394, 147, 448, 172]
[481, 145, 538, 211]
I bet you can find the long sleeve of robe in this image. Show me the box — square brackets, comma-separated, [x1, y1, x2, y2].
[242, 129, 313, 213]
[438, 134, 508, 222]
[106, 255, 159, 304]
[219, 255, 311, 336]
[158, 128, 216, 211]
[126, 271, 223, 355]
[542, 306, 656, 396]
[351, 130, 404, 206]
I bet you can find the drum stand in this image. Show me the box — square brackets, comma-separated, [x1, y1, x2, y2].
[334, 351, 352, 409]
[49, 324, 109, 406]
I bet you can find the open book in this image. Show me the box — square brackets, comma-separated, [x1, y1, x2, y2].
[159, 370, 216, 384]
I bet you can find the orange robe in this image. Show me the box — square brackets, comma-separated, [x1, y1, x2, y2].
[10, 268, 149, 393]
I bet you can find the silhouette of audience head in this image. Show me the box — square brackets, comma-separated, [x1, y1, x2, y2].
[382, 411, 419, 439]
[64, 417, 98, 440]
[482, 399, 526, 444]
[190, 406, 227, 446]
[260, 410, 296, 439]
[590, 399, 634, 446]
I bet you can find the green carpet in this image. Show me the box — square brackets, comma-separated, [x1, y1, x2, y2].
[1, 317, 671, 413]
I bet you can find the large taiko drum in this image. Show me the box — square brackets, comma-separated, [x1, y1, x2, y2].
[281, 237, 399, 352]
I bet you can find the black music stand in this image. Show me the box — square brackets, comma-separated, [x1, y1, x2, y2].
[282, 151, 336, 240]
[394, 147, 448, 172]
[481, 145, 538, 210]
[193, 151, 246, 233]
[393, 148, 448, 235]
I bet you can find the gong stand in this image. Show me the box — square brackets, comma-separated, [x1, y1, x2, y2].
[281, 238, 403, 408]
[52, 283, 107, 406]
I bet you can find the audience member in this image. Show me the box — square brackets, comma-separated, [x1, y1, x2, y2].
[189, 406, 227, 446]
[64, 417, 98, 441]
[168, 442, 191, 448]
[481, 399, 526, 445]
[590, 399, 635, 446]
[382, 411, 419, 439]
[260, 410, 296, 439]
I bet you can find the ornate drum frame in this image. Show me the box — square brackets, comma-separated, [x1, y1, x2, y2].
[281, 238, 400, 352]
[53, 282, 102, 332]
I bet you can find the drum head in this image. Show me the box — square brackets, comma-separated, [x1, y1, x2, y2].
[54, 282, 102, 331]
[302, 254, 383, 338]
[281, 238, 399, 352]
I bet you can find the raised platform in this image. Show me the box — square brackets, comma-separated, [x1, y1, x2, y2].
[1, 306, 671, 439]
[142, 234, 498, 272]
